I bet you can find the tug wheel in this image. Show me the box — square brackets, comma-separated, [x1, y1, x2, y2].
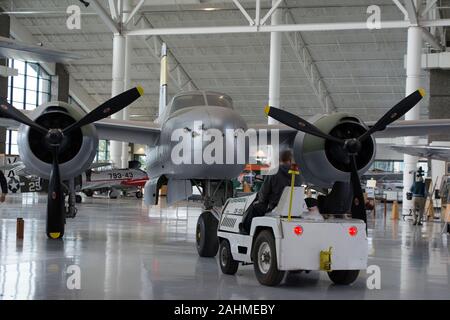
[327, 270, 359, 285]
[252, 230, 284, 286]
[219, 239, 239, 275]
[196, 211, 219, 257]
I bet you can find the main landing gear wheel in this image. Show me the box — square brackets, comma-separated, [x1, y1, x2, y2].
[327, 270, 360, 285]
[219, 239, 239, 275]
[84, 189, 93, 197]
[196, 211, 219, 257]
[252, 230, 285, 286]
[136, 191, 143, 199]
[75, 195, 82, 203]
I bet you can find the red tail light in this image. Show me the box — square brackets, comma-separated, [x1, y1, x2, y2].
[348, 226, 358, 237]
[294, 225, 303, 236]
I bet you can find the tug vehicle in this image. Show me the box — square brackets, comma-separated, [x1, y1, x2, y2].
[217, 184, 368, 286]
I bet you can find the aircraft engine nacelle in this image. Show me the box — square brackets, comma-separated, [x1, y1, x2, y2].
[17, 101, 98, 180]
[293, 113, 376, 188]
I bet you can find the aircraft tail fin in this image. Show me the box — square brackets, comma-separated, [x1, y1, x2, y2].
[158, 43, 168, 117]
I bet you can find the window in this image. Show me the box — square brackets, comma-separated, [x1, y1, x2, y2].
[370, 160, 428, 175]
[170, 93, 206, 114]
[94, 140, 110, 163]
[206, 93, 233, 109]
[5, 59, 52, 155]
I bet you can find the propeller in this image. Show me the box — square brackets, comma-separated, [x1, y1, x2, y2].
[265, 89, 425, 224]
[0, 86, 144, 239]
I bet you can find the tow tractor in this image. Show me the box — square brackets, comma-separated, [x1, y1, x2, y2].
[217, 166, 368, 286]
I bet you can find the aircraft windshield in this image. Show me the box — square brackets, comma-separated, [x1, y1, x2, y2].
[170, 92, 233, 114]
[206, 94, 233, 109]
[171, 93, 206, 113]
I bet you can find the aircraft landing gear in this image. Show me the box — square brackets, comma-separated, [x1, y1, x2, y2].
[193, 179, 233, 258]
[109, 189, 120, 199]
[196, 211, 219, 257]
[65, 179, 78, 219]
[135, 190, 143, 199]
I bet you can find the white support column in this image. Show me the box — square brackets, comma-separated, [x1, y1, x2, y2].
[121, 0, 133, 169]
[110, 0, 132, 168]
[110, 33, 126, 168]
[121, 34, 132, 169]
[403, 26, 423, 214]
[268, 0, 281, 125]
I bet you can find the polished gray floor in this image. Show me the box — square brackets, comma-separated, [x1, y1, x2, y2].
[0, 193, 449, 300]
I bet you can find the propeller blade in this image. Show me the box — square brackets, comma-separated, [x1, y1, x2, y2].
[358, 89, 425, 142]
[63, 86, 144, 134]
[264, 106, 344, 144]
[46, 148, 65, 239]
[0, 98, 48, 134]
[349, 155, 366, 224]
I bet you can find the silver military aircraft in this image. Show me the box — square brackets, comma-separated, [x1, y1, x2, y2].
[2, 42, 450, 258]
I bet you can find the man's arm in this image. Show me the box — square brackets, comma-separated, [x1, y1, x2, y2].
[257, 175, 271, 204]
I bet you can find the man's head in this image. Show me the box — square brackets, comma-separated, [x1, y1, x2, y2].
[279, 150, 293, 166]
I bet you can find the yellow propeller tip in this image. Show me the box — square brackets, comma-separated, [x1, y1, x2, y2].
[136, 86, 144, 96]
[264, 105, 270, 116]
[418, 88, 426, 97]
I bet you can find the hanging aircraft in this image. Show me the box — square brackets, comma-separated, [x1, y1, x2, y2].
[1, 42, 450, 256]
[390, 144, 450, 161]
[0, 36, 82, 63]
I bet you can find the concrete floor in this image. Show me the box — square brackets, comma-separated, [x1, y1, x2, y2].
[0, 193, 449, 300]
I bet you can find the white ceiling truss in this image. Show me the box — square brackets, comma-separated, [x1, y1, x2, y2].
[0, 0, 447, 124]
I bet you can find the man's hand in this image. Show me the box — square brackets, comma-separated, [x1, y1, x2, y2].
[0, 193, 6, 203]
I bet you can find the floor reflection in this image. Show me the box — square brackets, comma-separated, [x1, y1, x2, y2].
[0, 194, 449, 299]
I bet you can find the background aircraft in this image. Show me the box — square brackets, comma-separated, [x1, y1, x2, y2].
[391, 145, 450, 161]
[1, 156, 147, 200]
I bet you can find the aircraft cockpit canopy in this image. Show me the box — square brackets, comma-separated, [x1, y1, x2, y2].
[170, 91, 233, 114]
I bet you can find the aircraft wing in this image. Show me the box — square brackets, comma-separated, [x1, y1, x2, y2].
[94, 118, 161, 146]
[390, 145, 450, 161]
[0, 115, 161, 146]
[0, 36, 83, 63]
[249, 123, 297, 147]
[370, 119, 450, 138]
[89, 162, 112, 169]
[0, 161, 24, 171]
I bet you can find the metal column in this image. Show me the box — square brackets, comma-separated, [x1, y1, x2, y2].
[109, 33, 126, 167]
[110, 0, 132, 168]
[268, 0, 281, 125]
[402, 26, 423, 214]
[121, 33, 132, 169]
